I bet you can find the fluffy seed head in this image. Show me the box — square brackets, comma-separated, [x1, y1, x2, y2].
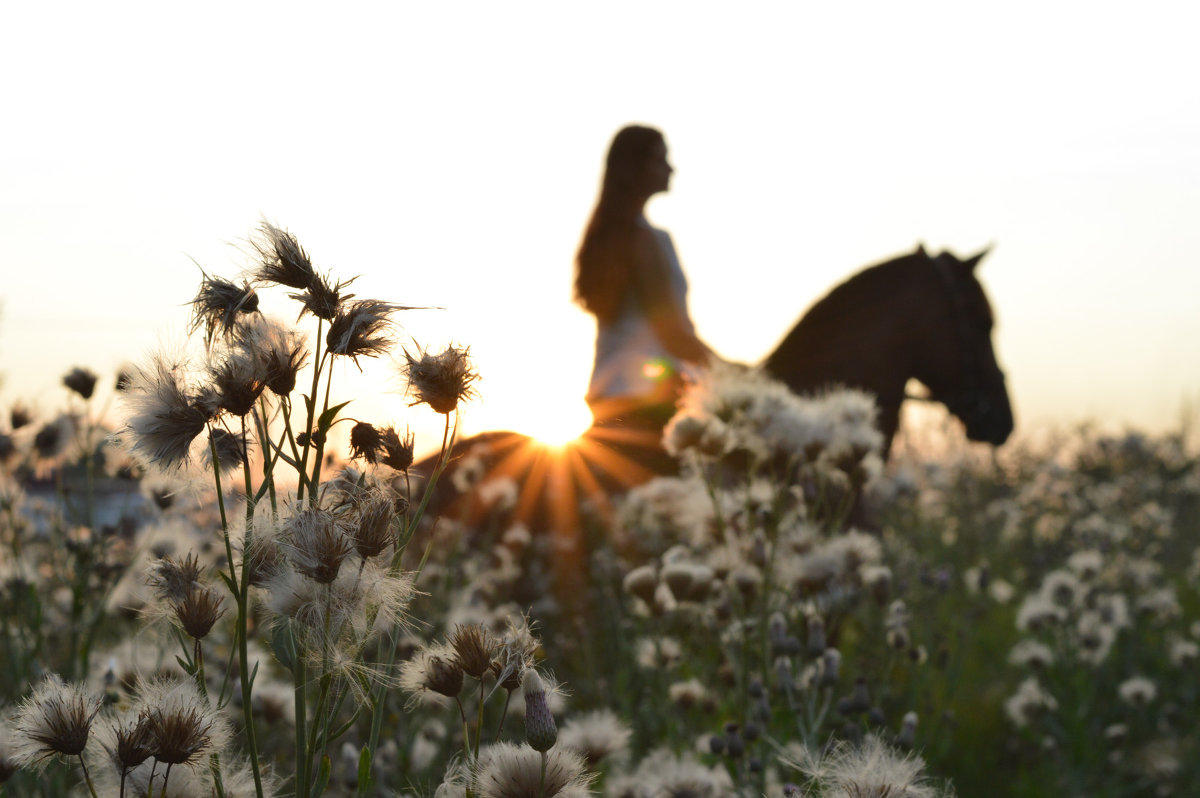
[252, 221, 317, 289]
[399, 643, 465, 700]
[450, 623, 497, 679]
[12, 675, 103, 766]
[142, 680, 222, 767]
[350, 489, 398, 559]
[189, 271, 260, 345]
[147, 552, 204, 603]
[326, 299, 407, 363]
[173, 584, 226, 640]
[403, 344, 479, 415]
[474, 741, 591, 798]
[282, 508, 354, 584]
[120, 355, 213, 471]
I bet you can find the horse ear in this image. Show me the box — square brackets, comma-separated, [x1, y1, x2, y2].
[915, 242, 927, 256]
[963, 245, 992, 271]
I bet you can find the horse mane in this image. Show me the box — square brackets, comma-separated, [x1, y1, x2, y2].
[765, 248, 932, 372]
[794, 250, 927, 333]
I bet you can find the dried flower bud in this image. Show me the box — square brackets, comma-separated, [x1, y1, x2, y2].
[622, 565, 659, 606]
[522, 669, 558, 752]
[806, 614, 826, 658]
[897, 711, 918, 748]
[63, 367, 98, 400]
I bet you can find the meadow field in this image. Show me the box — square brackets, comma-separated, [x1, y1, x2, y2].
[1, 225, 1196, 798]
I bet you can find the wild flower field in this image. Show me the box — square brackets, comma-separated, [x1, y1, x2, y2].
[1, 224, 1196, 798]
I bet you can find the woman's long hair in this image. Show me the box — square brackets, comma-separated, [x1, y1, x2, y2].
[574, 126, 665, 322]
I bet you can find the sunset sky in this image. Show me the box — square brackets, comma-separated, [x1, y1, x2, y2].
[3, 1, 1198, 458]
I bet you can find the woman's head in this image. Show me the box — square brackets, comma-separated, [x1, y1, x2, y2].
[601, 125, 672, 207]
[575, 126, 672, 320]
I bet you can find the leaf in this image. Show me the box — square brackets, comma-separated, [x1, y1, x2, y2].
[313, 753, 332, 796]
[317, 400, 352, 435]
[356, 746, 372, 792]
[269, 622, 295, 671]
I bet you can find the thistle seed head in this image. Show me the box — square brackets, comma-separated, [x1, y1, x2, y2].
[351, 489, 398, 560]
[282, 508, 354, 584]
[251, 221, 315, 287]
[449, 623, 496, 679]
[349, 422, 385, 464]
[327, 299, 406, 363]
[474, 741, 591, 798]
[147, 552, 204, 603]
[63, 367, 99, 400]
[120, 355, 213, 471]
[173, 584, 226, 640]
[12, 675, 103, 766]
[403, 344, 479, 415]
[399, 643, 465, 701]
[189, 271, 259, 346]
[110, 711, 156, 772]
[10, 404, 32, 430]
[206, 349, 267, 417]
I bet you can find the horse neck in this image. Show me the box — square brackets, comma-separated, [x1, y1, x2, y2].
[763, 260, 932, 447]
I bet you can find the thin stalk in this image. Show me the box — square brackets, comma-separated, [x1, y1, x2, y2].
[472, 676, 486, 763]
[297, 318, 325, 504]
[294, 631, 309, 798]
[78, 753, 100, 798]
[308, 355, 336, 508]
[237, 417, 266, 798]
[158, 762, 173, 798]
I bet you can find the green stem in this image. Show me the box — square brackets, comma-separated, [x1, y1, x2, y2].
[297, 318, 325, 504]
[294, 631, 309, 798]
[78, 753, 100, 798]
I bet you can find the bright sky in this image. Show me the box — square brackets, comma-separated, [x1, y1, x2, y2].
[3, 1, 1198, 458]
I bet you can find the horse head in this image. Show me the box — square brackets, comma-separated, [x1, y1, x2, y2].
[909, 246, 1014, 446]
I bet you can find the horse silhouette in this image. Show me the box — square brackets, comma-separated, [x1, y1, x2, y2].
[409, 244, 1012, 533]
[764, 243, 1013, 454]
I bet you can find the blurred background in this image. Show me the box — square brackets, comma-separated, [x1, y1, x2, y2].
[3, 1, 1197, 457]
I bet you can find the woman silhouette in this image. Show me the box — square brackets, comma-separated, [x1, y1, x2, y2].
[575, 126, 720, 437]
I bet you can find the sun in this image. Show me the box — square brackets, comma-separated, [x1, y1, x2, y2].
[517, 398, 595, 448]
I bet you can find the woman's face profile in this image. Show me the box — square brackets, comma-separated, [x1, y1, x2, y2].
[642, 141, 673, 196]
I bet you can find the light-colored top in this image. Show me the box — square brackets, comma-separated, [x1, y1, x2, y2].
[586, 221, 697, 403]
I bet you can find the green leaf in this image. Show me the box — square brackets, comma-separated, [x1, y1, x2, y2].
[317, 401, 352, 435]
[269, 622, 295, 671]
[313, 753, 332, 796]
[356, 746, 372, 792]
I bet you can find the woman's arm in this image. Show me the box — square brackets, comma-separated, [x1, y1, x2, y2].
[630, 229, 717, 365]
